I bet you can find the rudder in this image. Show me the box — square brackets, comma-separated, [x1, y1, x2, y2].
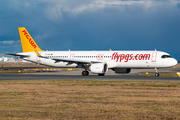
[18, 27, 43, 52]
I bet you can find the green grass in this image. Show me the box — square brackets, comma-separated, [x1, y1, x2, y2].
[0, 80, 180, 119]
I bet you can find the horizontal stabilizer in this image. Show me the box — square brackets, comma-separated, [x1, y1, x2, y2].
[6, 53, 29, 57]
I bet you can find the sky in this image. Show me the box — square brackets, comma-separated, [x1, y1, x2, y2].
[0, 0, 180, 59]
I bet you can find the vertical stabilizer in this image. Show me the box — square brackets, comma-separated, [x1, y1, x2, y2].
[18, 27, 43, 52]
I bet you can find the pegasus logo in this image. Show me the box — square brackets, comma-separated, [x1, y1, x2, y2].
[22, 30, 37, 48]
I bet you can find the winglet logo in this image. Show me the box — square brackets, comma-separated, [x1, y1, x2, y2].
[22, 30, 37, 48]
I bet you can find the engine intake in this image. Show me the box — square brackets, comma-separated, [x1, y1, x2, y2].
[89, 63, 108, 74]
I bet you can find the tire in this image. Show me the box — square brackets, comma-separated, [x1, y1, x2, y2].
[155, 73, 159, 77]
[98, 74, 105, 76]
[82, 71, 89, 76]
[86, 71, 89, 76]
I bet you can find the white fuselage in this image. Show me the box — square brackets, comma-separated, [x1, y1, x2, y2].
[20, 51, 177, 69]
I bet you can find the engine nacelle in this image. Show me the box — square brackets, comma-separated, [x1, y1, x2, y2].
[89, 63, 108, 74]
[111, 68, 131, 74]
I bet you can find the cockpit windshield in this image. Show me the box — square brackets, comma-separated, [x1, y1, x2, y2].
[161, 55, 172, 58]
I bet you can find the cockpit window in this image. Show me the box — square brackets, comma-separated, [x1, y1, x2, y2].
[161, 55, 172, 58]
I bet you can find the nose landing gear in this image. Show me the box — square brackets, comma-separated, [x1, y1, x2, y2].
[155, 73, 159, 77]
[155, 68, 159, 77]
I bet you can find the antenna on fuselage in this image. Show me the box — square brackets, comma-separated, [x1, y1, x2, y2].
[155, 49, 157, 51]
[68, 49, 70, 51]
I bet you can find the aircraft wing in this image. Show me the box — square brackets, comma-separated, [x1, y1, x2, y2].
[51, 58, 102, 64]
[34, 47, 101, 64]
[52, 58, 91, 64]
[38, 56, 101, 64]
[6, 53, 29, 57]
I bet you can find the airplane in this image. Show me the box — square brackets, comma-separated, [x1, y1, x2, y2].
[7, 27, 178, 77]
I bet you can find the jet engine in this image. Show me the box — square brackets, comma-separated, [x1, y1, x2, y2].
[89, 63, 108, 74]
[111, 68, 131, 74]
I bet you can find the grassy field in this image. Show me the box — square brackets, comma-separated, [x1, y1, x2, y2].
[0, 80, 180, 120]
[0, 63, 46, 67]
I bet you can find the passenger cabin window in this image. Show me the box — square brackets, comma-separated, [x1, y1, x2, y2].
[161, 55, 172, 58]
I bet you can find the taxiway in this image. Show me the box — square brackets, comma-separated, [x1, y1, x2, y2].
[0, 70, 179, 81]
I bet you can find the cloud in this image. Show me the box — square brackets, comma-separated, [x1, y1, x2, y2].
[0, 0, 180, 59]
[40, 0, 180, 21]
[177, 3, 180, 9]
[0, 40, 20, 45]
[43, 0, 144, 20]
[1, 0, 179, 21]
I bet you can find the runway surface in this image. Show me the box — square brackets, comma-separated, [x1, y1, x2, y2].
[0, 71, 179, 81]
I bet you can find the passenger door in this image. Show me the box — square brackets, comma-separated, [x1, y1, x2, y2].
[70, 54, 74, 59]
[151, 52, 157, 62]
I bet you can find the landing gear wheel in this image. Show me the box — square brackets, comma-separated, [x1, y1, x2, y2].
[98, 74, 105, 76]
[155, 73, 159, 77]
[86, 71, 89, 76]
[82, 71, 89, 76]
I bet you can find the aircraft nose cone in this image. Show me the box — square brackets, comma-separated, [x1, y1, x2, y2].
[173, 59, 178, 66]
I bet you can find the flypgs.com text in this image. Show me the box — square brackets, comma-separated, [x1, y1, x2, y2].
[111, 52, 150, 62]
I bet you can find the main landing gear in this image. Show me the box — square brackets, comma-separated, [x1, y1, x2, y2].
[82, 71, 89, 76]
[155, 68, 159, 77]
[82, 66, 89, 76]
